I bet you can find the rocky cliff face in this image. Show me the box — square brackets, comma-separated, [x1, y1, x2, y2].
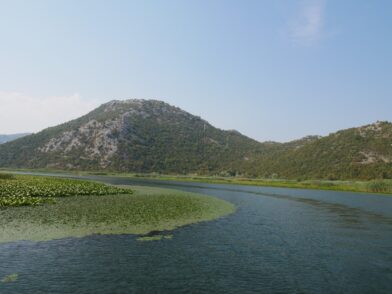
[38, 117, 123, 167]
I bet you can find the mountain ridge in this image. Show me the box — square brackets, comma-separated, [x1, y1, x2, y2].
[0, 99, 391, 180]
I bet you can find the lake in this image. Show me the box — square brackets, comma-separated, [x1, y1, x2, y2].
[1, 176, 391, 293]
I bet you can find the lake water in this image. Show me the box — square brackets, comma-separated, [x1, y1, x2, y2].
[1, 176, 392, 293]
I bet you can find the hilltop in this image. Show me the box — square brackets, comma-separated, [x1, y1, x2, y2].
[0, 99, 263, 174]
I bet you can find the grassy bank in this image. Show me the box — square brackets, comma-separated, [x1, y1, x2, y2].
[0, 175, 235, 243]
[108, 173, 392, 195]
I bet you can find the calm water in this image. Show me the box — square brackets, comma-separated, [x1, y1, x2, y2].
[1, 176, 392, 293]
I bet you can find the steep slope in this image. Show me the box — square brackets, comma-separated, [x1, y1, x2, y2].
[0, 133, 30, 144]
[0, 99, 263, 174]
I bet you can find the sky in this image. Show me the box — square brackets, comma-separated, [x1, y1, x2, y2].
[0, 0, 391, 142]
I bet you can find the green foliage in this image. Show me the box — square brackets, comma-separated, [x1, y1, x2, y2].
[0, 175, 131, 207]
[366, 180, 392, 193]
[0, 196, 55, 207]
[0, 173, 14, 180]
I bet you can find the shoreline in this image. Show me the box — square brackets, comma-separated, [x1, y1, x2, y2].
[2, 168, 391, 196]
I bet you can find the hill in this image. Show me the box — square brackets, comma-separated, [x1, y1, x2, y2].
[0, 133, 30, 144]
[0, 100, 263, 174]
[0, 99, 390, 180]
[246, 121, 392, 180]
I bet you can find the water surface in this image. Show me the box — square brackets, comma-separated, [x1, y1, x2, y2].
[1, 176, 391, 293]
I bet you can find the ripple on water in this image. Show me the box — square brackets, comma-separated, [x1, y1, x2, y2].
[1, 179, 392, 293]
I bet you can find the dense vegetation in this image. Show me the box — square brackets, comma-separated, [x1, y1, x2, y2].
[0, 174, 130, 207]
[0, 99, 391, 180]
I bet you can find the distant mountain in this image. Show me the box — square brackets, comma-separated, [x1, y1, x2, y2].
[0, 133, 31, 144]
[0, 99, 390, 180]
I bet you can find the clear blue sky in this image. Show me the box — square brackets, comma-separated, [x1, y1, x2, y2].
[0, 0, 391, 142]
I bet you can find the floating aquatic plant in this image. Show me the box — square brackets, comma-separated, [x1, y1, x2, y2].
[1, 273, 18, 283]
[0, 175, 132, 207]
[0, 184, 235, 243]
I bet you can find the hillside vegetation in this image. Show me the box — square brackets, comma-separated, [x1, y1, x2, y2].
[0, 99, 391, 180]
[248, 121, 392, 180]
[0, 100, 263, 174]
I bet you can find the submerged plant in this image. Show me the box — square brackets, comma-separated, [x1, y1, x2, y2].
[1, 273, 18, 283]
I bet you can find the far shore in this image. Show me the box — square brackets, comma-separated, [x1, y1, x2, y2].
[1, 168, 392, 195]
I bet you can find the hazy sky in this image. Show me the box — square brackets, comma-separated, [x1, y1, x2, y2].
[0, 0, 391, 142]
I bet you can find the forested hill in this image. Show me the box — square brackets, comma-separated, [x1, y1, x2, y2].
[0, 99, 264, 174]
[0, 99, 391, 180]
[245, 121, 392, 180]
[0, 133, 30, 144]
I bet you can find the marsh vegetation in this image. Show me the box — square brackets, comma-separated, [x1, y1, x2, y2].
[0, 173, 130, 207]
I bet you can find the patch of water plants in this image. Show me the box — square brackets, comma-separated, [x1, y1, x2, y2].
[0, 178, 235, 243]
[1, 273, 18, 283]
[0, 173, 131, 207]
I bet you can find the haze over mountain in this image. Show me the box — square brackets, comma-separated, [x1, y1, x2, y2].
[0, 133, 31, 144]
[0, 99, 391, 180]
